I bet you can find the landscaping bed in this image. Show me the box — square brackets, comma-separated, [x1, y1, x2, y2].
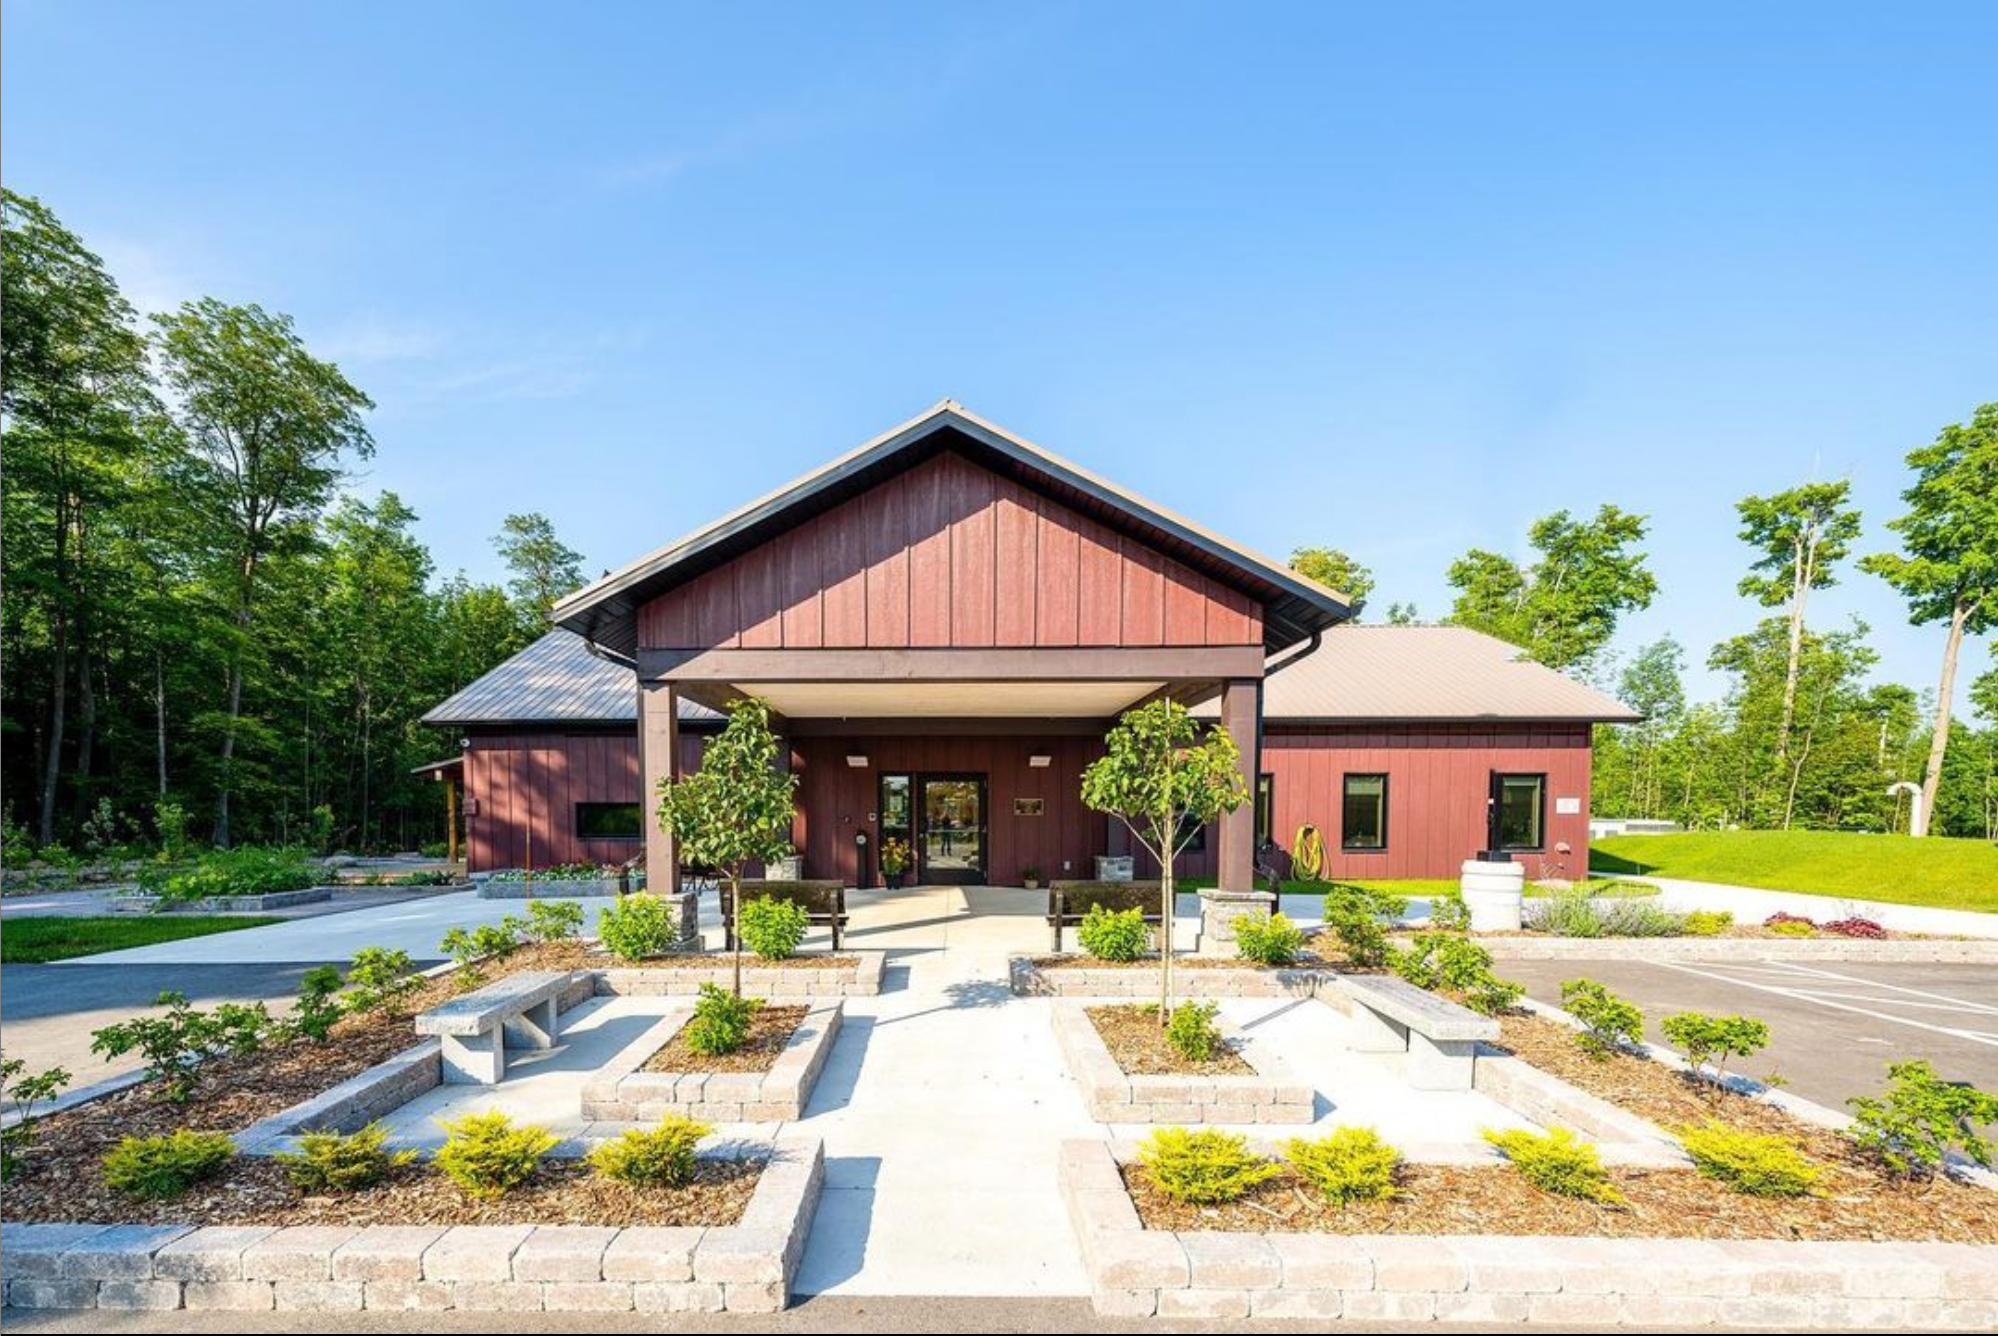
[583, 1001, 843, 1123]
[1087, 1004, 1253, 1076]
[1010, 954, 1342, 999]
[644, 1005, 809, 1076]
[3, 941, 594, 1224]
[1054, 1002, 1312, 1125]
[599, 950, 884, 997]
[110, 887, 332, 913]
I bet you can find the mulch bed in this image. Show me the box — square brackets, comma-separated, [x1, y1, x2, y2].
[8, 1155, 761, 1229]
[1, 941, 596, 1225]
[642, 1005, 809, 1075]
[1086, 1004, 1254, 1076]
[1123, 1158, 1998, 1241]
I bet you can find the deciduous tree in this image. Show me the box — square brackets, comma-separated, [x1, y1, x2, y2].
[1445, 505, 1657, 672]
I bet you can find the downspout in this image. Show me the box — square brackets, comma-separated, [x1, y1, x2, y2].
[584, 636, 638, 671]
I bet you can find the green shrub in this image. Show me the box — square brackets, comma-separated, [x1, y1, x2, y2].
[0, 1057, 71, 1181]
[1136, 1127, 1280, 1204]
[343, 947, 422, 1015]
[1428, 892, 1471, 933]
[1483, 1127, 1622, 1204]
[1525, 896, 1689, 938]
[1683, 910, 1733, 937]
[525, 897, 585, 942]
[587, 1113, 711, 1188]
[102, 1129, 236, 1200]
[1676, 1121, 1820, 1197]
[1164, 1000, 1222, 1063]
[1076, 904, 1149, 962]
[739, 895, 810, 960]
[683, 983, 761, 1056]
[597, 892, 683, 961]
[1660, 1012, 1770, 1084]
[274, 1122, 415, 1193]
[434, 1110, 558, 1200]
[392, 868, 458, 886]
[1845, 1059, 1998, 1179]
[1233, 911, 1306, 965]
[489, 862, 614, 882]
[1389, 933, 1523, 1015]
[290, 965, 345, 1042]
[440, 919, 526, 989]
[141, 846, 318, 902]
[1321, 882, 1405, 966]
[1285, 1127, 1400, 1205]
[90, 991, 271, 1104]
[1559, 979, 1645, 1058]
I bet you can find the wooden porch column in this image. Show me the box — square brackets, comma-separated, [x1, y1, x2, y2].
[1216, 677, 1260, 893]
[640, 680, 682, 896]
[445, 776, 460, 864]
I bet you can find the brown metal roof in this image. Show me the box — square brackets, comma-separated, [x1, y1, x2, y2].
[428, 625, 1637, 727]
[550, 400, 1354, 658]
[1201, 625, 1640, 724]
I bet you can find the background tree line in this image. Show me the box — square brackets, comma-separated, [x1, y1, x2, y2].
[2, 190, 590, 856]
[1293, 405, 1997, 840]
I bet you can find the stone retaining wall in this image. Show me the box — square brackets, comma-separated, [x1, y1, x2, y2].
[1058, 1139, 1998, 1326]
[1010, 956, 1339, 999]
[583, 1002, 842, 1123]
[110, 887, 334, 914]
[1, 1138, 824, 1315]
[1479, 935, 1998, 963]
[597, 950, 885, 997]
[1053, 1003, 1313, 1125]
[477, 878, 622, 900]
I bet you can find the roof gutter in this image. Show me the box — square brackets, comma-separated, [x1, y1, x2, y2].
[1262, 627, 1322, 679]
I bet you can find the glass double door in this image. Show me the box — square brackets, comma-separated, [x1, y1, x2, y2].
[879, 772, 986, 885]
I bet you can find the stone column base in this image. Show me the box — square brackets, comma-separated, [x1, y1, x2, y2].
[660, 891, 701, 951]
[1196, 889, 1276, 956]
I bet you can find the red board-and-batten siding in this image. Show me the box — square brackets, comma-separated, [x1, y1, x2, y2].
[463, 732, 701, 873]
[636, 452, 1263, 651]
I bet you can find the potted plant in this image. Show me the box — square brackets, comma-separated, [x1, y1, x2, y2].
[1021, 864, 1043, 890]
[879, 836, 911, 889]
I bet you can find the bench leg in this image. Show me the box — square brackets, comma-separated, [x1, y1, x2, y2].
[440, 1025, 505, 1085]
[507, 997, 559, 1051]
[1404, 1032, 1477, 1090]
[1343, 1007, 1409, 1055]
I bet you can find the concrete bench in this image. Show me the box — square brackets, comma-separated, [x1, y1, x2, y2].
[1334, 974, 1499, 1091]
[415, 971, 573, 1084]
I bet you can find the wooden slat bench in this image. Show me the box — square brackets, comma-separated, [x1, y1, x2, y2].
[1333, 974, 1500, 1091]
[721, 880, 850, 951]
[415, 971, 574, 1085]
[1046, 881, 1165, 954]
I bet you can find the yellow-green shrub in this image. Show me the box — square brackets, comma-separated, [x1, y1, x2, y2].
[1483, 1126, 1622, 1204]
[102, 1129, 236, 1200]
[1137, 1127, 1279, 1204]
[588, 1114, 711, 1188]
[433, 1110, 557, 1200]
[1676, 1121, 1820, 1197]
[274, 1122, 414, 1194]
[1285, 1127, 1400, 1205]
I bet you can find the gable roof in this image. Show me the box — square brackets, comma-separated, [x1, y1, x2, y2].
[1206, 625, 1640, 724]
[552, 400, 1353, 659]
[429, 626, 1638, 728]
[421, 630, 721, 728]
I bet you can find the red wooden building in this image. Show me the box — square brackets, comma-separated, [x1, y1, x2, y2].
[423, 402, 1633, 888]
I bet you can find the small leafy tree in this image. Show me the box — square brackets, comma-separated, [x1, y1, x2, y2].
[1661, 1011, 1770, 1087]
[1844, 1060, 1998, 1180]
[1080, 699, 1248, 1021]
[1560, 979, 1645, 1058]
[657, 697, 798, 996]
[0, 1056, 71, 1180]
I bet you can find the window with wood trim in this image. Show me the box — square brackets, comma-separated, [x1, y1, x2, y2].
[575, 802, 642, 840]
[1342, 774, 1387, 851]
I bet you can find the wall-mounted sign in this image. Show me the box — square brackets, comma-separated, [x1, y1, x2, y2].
[1014, 797, 1045, 816]
[1555, 797, 1582, 815]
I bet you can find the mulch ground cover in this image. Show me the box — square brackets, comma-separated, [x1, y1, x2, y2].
[1124, 1156, 1998, 1241]
[1086, 1004, 1254, 1076]
[1032, 953, 1337, 971]
[642, 1004, 809, 1075]
[614, 953, 859, 969]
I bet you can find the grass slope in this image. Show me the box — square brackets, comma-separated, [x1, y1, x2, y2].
[1590, 830, 1998, 913]
[1, 915, 282, 963]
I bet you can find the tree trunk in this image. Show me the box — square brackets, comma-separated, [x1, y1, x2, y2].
[1774, 536, 1811, 771]
[1912, 598, 1970, 838]
[73, 630, 97, 825]
[37, 625, 68, 845]
[1159, 842, 1175, 1025]
[155, 644, 169, 800]
[213, 553, 259, 848]
[730, 871, 744, 997]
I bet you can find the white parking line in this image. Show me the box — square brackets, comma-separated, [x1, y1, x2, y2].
[1650, 960, 1998, 1048]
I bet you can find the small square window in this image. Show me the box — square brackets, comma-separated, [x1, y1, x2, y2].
[1342, 774, 1387, 851]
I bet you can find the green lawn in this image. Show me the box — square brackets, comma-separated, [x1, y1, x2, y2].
[0, 915, 281, 963]
[1186, 876, 1461, 899]
[1590, 830, 1998, 913]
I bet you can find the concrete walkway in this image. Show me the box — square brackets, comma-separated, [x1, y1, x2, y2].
[1618, 875, 1998, 939]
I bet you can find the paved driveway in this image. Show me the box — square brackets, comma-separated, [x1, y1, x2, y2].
[1505, 956, 1998, 1111]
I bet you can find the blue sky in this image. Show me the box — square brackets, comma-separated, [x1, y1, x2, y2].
[5, 1, 1993, 706]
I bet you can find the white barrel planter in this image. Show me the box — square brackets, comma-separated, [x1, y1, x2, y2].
[1459, 858, 1524, 931]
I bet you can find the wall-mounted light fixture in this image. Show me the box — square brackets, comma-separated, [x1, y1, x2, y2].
[1028, 754, 1052, 768]
[846, 754, 870, 768]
